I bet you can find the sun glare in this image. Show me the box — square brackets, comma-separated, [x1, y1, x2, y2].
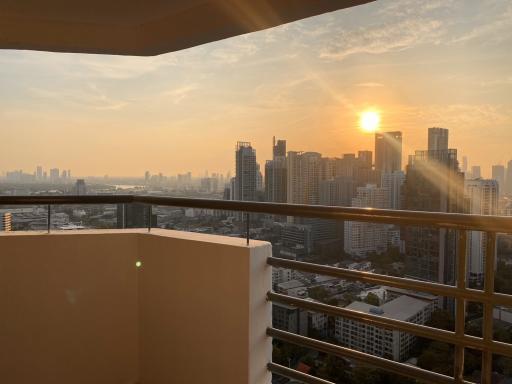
[359, 110, 381, 133]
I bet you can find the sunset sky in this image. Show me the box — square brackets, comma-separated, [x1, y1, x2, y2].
[1, 0, 511, 178]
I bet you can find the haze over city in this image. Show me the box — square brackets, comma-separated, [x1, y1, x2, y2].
[1, 0, 511, 177]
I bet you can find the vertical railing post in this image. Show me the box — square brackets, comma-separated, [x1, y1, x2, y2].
[148, 205, 152, 233]
[454, 230, 467, 383]
[47, 204, 51, 233]
[482, 231, 497, 384]
[122, 203, 126, 229]
[246, 212, 250, 246]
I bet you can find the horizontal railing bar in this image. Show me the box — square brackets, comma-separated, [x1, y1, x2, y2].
[267, 362, 335, 384]
[268, 327, 471, 384]
[1, 195, 512, 233]
[268, 257, 512, 308]
[268, 292, 512, 358]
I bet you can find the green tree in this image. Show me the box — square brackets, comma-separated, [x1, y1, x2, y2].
[364, 292, 380, 306]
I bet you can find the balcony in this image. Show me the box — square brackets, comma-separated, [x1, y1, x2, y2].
[2, 195, 512, 384]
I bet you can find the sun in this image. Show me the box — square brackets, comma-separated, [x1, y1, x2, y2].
[359, 110, 381, 133]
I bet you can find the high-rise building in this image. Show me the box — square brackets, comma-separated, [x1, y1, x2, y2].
[49, 168, 60, 183]
[265, 157, 287, 203]
[358, 150, 373, 169]
[36, 166, 43, 181]
[272, 136, 286, 158]
[428, 127, 449, 151]
[462, 156, 468, 173]
[492, 165, 505, 196]
[506, 160, 512, 196]
[471, 166, 481, 179]
[375, 131, 402, 173]
[319, 177, 354, 207]
[286, 151, 321, 205]
[403, 129, 465, 285]
[381, 171, 405, 210]
[1, 212, 12, 232]
[75, 179, 87, 195]
[465, 179, 498, 285]
[234, 142, 257, 201]
[344, 184, 389, 257]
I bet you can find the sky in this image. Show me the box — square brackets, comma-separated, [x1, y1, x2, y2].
[0, 0, 511, 178]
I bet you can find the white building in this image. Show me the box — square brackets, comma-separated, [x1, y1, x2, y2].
[272, 267, 296, 290]
[381, 171, 405, 210]
[465, 179, 499, 284]
[335, 295, 435, 361]
[344, 184, 389, 257]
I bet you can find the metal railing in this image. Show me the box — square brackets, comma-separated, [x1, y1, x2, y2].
[1, 194, 512, 384]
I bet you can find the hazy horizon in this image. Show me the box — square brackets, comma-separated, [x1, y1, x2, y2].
[1, 0, 511, 178]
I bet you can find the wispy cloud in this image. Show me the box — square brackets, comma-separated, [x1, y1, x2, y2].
[355, 82, 385, 88]
[162, 84, 199, 104]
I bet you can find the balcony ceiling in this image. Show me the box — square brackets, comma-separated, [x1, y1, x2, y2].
[0, 0, 373, 56]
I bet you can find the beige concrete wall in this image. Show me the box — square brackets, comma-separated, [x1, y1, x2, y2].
[0, 231, 140, 384]
[0, 229, 272, 384]
[137, 229, 272, 384]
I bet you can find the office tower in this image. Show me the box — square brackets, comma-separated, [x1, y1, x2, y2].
[49, 168, 60, 183]
[381, 170, 405, 210]
[117, 203, 157, 228]
[319, 157, 336, 181]
[61, 170, 67, 180]
[234, 142, 257, 201]
[36, 166, 43, 181]
[403, 129, 465, 285]
[256, 163, 263, 191]
[145, 171, 151, 184]
[272, 136, 286, 158]
[344, 184, 389, 257]
[67, 170, 71, 179]
[265, 158, 287, 203]
[492, 165, 505, 196]
[465, 179, 498, 285]
[75, 179, 87, 195]
[428, 127, 449, 151]
[375, 131, 402, 173]
[319, 177, 354, 207]
[358, 150, 373, 169]
[462, 156, 468, 173]
[286, 151, 321, 205]
[1, 212, 12, 231]
[506, 160, 512, 195]
[471, 166, 481, 179]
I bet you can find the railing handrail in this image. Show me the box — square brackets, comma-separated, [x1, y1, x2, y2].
[1, 194, 512, 233]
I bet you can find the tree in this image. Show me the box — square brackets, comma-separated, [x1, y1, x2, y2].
[364, 292, 380, 306]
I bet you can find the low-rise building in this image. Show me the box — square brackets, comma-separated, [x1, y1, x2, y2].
[335, 295, 435, 361]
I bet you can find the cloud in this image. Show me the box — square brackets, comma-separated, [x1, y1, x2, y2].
[355, 82, 385, 88]
[162, 84, 199, 104]
[319, 18, 444, 61]
[28, 83, 130, 111]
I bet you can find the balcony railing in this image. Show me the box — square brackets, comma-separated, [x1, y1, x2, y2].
[2, 194, 512, 384]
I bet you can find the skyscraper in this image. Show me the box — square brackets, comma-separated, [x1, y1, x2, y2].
[471, 166, 481, 179]
[272, 136, 286, 158]
[344, 184, 389, 257]
[375, 131, 402, 173]
[286, 151, 321, 205]
[465, 179, 498, 285]
[75, 179, 87, 195]
[428, 127, 449, 151]
[36, 166, 43, 181]
[381, 171, 405, 210]
[265, 138, 287, 203]
[358, 150, 373, 169]
[49, 168, 60, 183]
[506, 160, 512, 196]
[404, 129, 465, 285]
[492, 165, 505, 196]
[234, 142, 257, 201]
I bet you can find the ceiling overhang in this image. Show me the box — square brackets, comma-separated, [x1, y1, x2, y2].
[0, 0, 374, 56]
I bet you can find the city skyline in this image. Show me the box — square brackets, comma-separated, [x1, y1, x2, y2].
[1, 0, 511, 176]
